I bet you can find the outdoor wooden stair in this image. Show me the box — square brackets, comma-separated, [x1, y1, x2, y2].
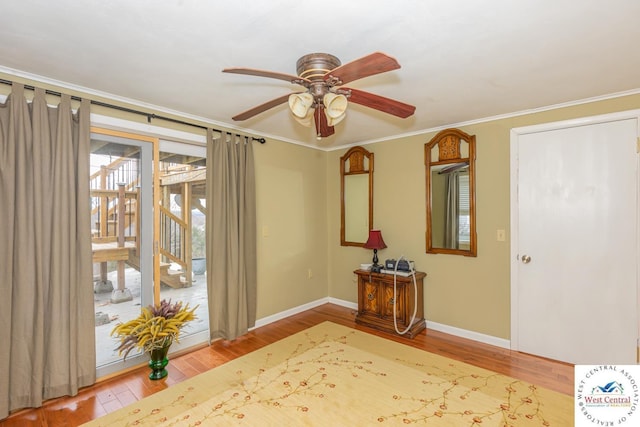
[160, 263, 187, 288]
[90, 156, 204, 294]
[124, 250, 187, 289]
[94, 197, 137, 236]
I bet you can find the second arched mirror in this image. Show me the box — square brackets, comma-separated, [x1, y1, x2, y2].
[341, 146, 373, 247]
[425, 128, 477, 256]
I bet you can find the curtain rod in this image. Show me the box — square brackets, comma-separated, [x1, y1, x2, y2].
[0, 78, 266, 144]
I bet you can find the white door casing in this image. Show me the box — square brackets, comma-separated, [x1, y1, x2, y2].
[510, 112, 639, 365]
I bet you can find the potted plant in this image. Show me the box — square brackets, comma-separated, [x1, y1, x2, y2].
[111, 299, 198, 379]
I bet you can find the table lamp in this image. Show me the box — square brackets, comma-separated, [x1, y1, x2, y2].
[364, 230, 386, 272]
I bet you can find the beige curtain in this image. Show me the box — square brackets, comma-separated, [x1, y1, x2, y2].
[205, 130, 257, 341]
[0, 84, 95, 419]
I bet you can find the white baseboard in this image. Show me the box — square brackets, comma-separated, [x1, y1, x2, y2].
[252, 297, 340, 329]
[253, 298, 510, 350]
[326, 297, 358, 310]
[426, 320, 511, 349]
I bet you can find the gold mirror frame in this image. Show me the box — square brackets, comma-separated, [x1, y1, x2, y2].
[425, 128, 477, 256]
[341, 146, 374, 247]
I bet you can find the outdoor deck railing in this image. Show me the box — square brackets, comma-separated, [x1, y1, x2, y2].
[160, 205, 188, 271]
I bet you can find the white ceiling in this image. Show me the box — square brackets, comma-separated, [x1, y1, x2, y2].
[2, 0, 640, 149]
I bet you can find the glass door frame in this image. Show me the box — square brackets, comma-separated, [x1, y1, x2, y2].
[91, 127, 161, 378]
[157, 138, 210, 353]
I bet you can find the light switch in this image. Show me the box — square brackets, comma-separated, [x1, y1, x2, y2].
[497, 229, 506, 242]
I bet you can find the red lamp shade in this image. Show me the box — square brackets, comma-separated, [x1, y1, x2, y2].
[364, 230, 386, 272]
[364, 230, 387, 250]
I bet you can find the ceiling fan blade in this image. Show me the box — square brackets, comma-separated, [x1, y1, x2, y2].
[231, 93, 292, 121]
[223, 67, 310, 86]
[314, 108, 335, 138]
[345, 87, 416, 118]
[324, 52, 401, 85]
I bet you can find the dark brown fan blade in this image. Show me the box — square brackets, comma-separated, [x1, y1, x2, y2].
[223, 67, 310, 86]
[324, 52, 401, 85]
[314, 108, 335, 138]
[231, 93, 292, 121]
[345, 87, 415, 118]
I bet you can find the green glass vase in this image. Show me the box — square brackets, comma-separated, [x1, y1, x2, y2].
[148, 342, 171, 380]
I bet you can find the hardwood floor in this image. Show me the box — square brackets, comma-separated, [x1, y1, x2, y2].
[0, 303, 573, 426]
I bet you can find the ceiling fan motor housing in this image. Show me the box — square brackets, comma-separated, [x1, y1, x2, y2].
[296, 53, 343, 107]
[296, 53, 341, 81]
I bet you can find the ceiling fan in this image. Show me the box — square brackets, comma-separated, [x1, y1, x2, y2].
[222, 52, 416, 139]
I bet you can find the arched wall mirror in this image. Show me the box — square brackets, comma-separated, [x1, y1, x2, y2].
[341, 146, 374, 247]
[425, 128, 477, 256]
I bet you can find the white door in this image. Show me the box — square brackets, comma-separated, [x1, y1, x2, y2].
[511, 115, 639, 365]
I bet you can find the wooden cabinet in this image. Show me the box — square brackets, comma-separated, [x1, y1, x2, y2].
[354, 269, 426, 338]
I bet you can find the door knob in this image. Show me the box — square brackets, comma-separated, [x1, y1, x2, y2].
[521, 255, 531, 264]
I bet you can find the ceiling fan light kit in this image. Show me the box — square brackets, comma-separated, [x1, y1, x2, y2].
[292, 108, 314, 127]
[288, 93, 314, 118]
[289, 91, 348, 127]
[223, 52, 416, 139]
[323, 92, 348, 126]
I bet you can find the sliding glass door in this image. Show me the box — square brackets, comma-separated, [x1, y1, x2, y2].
[90, 129, 156, 376]
[157, 140, 209, 346]
[90, 129, 209, 377]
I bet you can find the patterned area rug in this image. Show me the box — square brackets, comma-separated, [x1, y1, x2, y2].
[83, 321, 573, 426]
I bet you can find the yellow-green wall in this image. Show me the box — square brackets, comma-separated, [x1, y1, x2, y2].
[328, 93, 640, 340]
[253, 140, 329, 317]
